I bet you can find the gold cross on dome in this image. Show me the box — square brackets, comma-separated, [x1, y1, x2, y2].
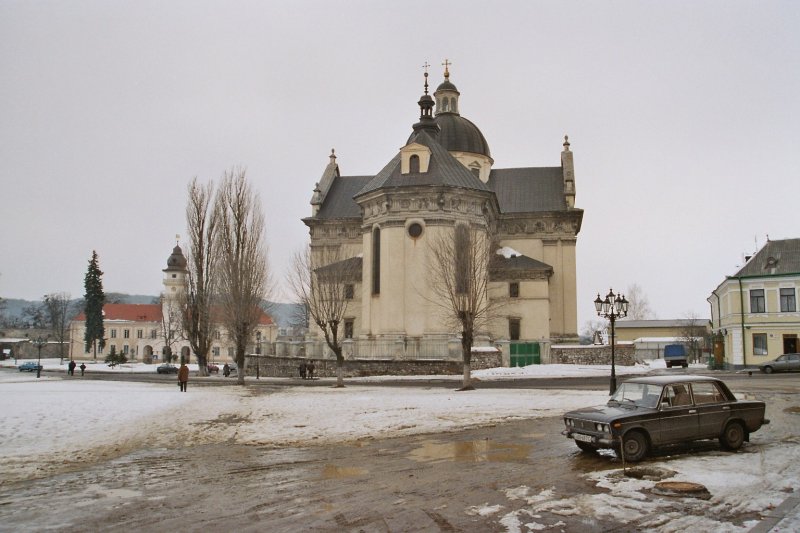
[442, 58, 452, 77]
[422, 61, 430, 74]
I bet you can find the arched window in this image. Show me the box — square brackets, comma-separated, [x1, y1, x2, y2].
[409, 154, 420, 173]
[454, 225, 470, 294]
[372, 227, 381, 295]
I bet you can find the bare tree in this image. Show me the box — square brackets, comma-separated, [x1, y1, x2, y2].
[426, 224, 497, 390]
[679, 312, 709, 364]
[42, 292, 73, 363]
[625, 283, 655, 320]
[181, 177, 219, 376]
[580, 319, 608, 345]
[288, 247, 360, 387]
[160, 294, 183, 364]
[215, 168, 271, 385]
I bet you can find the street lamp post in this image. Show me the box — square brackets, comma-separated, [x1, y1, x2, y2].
[32, 336, 48, 379]
[594, 288, 629, 395]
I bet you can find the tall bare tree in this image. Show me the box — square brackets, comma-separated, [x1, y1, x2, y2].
[679, 312, 708, 364]
[427, 224, 497, 390]
[43, 292, 73, 363]
[288, 247, 360, 387]
[625, 283, 655, 320]
[181, 177, 219, 376]
[159, 294, 183, 364]
[215, 168, 271, 385]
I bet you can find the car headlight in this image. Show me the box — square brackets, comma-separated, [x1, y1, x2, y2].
[595, 423, 603, 432]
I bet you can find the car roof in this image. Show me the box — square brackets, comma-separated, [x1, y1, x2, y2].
[623, 375, 723, 386]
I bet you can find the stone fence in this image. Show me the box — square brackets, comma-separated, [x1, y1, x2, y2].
[244, 349, 502, 378]
[550, 344, 636, 366]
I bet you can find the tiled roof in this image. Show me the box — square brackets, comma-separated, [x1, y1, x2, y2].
[734, 238, 800, 277]
[616, 319, 707, 329]
[314, 175, 372, 219]
[356, 130, 490, 196]
[74, 303, 162, 322]
[490, 253, 553, 280]
[73, 302, 274, 325]
[487, 167, 566, 213]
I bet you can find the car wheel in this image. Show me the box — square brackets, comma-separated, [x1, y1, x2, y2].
[763, 366, 773, 374]
[721, 421, 745, 451]
[618, 431, 649, 462]
[575, 441, 596, 453]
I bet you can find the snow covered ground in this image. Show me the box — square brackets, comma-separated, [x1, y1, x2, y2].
[1, 359, 797, 531]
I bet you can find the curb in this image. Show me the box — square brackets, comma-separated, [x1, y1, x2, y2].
[749, 496, 800, 533]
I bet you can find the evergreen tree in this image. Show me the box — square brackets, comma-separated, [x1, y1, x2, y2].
[83, 250, 106, 358]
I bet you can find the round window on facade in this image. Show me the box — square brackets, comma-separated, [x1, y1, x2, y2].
[407, 223, 423, 239]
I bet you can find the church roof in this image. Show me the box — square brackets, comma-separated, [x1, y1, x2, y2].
[314, 175, 372, 219]
[733, 238, 800, 277]
[432, 113, 491, 158]
[356, 130, 490, 197]
[490, 253, 553, 280]
[488, 167, 566, 212]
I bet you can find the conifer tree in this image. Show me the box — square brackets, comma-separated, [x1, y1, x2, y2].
[83, 250, 106, 359]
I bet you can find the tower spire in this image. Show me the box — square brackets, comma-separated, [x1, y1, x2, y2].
[412, 62, 438, 135]
[442, 58, 451, 79]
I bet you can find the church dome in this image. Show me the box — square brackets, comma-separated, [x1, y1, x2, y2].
[434, 113, 491, 158]
[164, 245, 187, 271]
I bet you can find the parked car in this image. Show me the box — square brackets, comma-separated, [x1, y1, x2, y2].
[19, 361, 43, 372]
[156, 364, 179, 374]
[759, 353, 800, 374]
[562, 375, 769, 461]
[207, 363, 219, 373]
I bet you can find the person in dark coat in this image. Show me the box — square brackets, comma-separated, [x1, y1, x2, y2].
[68, 360, 76, 376]
[223, 363, 230, 377]
[178, 363, 189, 392]
[79, 363, 86, 376]
[298, 362, 307, 380]
[306, 361, 315, 380]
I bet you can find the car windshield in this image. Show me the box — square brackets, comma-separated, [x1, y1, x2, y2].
[608, 382, 661, 408]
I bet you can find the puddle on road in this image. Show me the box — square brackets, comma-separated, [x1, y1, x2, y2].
[408, 439, 531, 463]
[320, 464, 369, 479]
[784, 406, 800, 415]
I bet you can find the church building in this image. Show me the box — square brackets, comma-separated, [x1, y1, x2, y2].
[303, 65, 583, 360]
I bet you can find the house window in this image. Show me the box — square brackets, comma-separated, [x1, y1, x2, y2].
[753, 333, 768, 355]
[122, 344, 129, 354]
[509, 282, 519, 298]
[123, 329, 130, 339]
[212, 347, 220, 357]
[372, 228, 381, 295]
[110, 329, 117, 339]
[215, 330, 221, 340]
[345, 284, 354, 300]
[509, 318, 521, 341]
[344, 319, 354, 339]
[780, 288, 796, 312]
[137, 329, 143, 339]
[749, 289, 765, 313]
[150, 329, 157, 339]
[409, 154, 420, 173]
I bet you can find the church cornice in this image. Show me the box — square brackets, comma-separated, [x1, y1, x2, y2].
[496, 210, 583, 239]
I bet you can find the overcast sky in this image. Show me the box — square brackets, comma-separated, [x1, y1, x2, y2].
[2, 1, 798, 328]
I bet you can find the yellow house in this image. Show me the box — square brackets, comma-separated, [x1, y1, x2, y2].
[708, 238, 800, 369]
[614, 319, 710, 343]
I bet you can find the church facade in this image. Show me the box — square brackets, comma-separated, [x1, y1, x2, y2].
[303, 66, 583, 361]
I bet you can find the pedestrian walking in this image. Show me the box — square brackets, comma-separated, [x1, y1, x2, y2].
[68, 360, 76, 376]
[306, 361, 315, 380]
[298, 361, 307, 380]
[79, 363, 86, 376]
[223, 363, 230, 377]
[178, 363, 189, 392]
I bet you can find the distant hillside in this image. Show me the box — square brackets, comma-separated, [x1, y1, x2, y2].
[1, 295, 302, 328]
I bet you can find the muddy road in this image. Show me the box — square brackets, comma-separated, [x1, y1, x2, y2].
[0, 374, 797, 532]
[1, 416, 625, 532]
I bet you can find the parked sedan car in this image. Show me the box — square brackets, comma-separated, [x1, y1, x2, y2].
[207, 363, 219, 373]
[156, 363, 179, 374]
[562, 376, 769, 461]
[18, 361, 43, 372]
[759, 353, 800, 374]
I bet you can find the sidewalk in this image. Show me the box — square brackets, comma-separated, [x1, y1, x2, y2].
[750, 496, 800, 533]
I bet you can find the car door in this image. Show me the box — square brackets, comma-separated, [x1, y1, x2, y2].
[658, 383, 699, 444]
[691, 381, 730, 439]
[789, 354, 800, 371]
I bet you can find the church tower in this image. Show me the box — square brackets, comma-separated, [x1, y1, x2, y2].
[162, 240, 187, 301]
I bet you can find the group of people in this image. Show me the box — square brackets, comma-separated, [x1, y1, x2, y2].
[298, 361, 315, 380]
[67, 360, 86, 376]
